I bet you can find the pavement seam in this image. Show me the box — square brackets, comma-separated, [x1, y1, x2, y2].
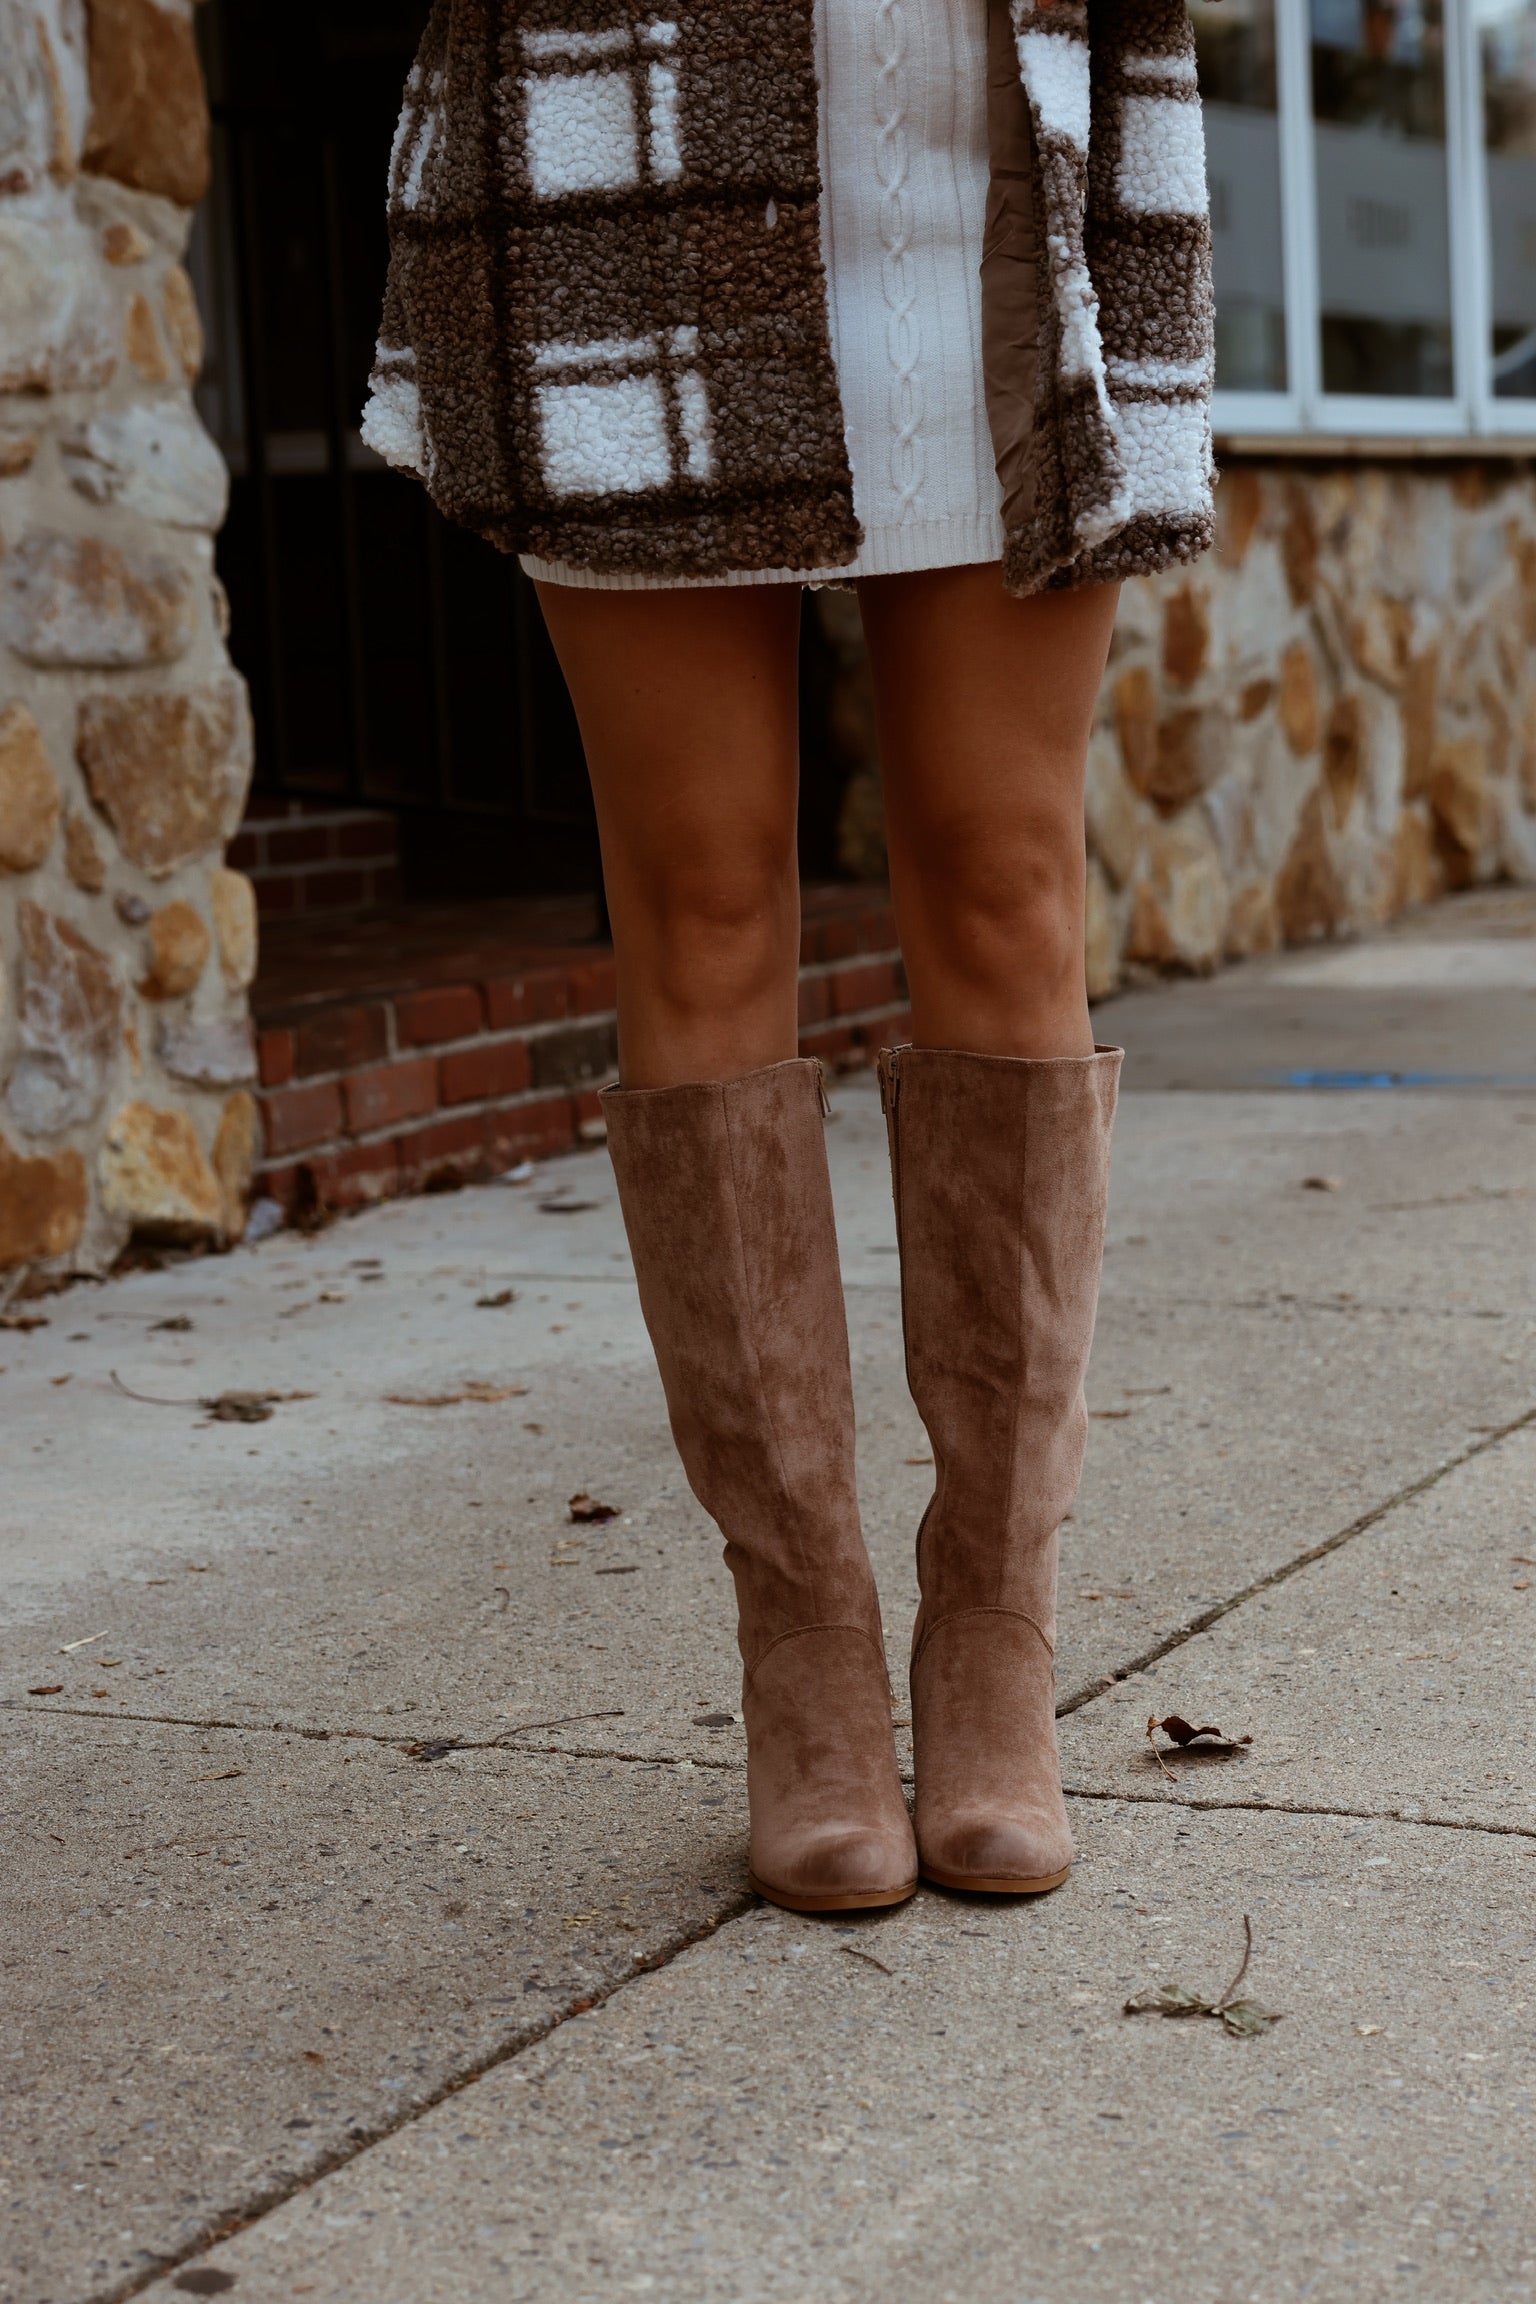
[87, 1888, 756, 2304]
[1054, 1401, 1536, 1718]
[1062, 1783, 1536, 1840]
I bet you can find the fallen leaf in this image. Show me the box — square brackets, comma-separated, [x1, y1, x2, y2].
[1145, 1714, 1253, 1779]
[1355, 2022, 1384, 2037]
[539, 1197, 600, 1214]
[301, 2050, 326, 2065]
[0, 1312, 48, 1332]
[189, 1769, 243, 1782]
[476, 1290, 516, 1308]
[1123, 1916, 1282, 2037]
[384, 1383, 528, 1407]
[839, 1945, 893, 1976]
[1217, 1997, 1283, 2038]
[1090, 1407, 1133, 1420]
[593, 1563, 638, 1575]
[151, 1317, 194, 1333]
[1301, 1174, 1344, 1192]
[692, 1712, 736, 1728]
[50, 1374, 71, 1387]
[27, 1684, 63, 1696]
[569, 1492, 619, 1524]
[904, 1453, 934, 1465]
[111, 1372, 314, 1421]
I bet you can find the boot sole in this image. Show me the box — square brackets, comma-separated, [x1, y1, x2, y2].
[747, 1869, 920, 1914]
[921, 1862, 1071, 1897]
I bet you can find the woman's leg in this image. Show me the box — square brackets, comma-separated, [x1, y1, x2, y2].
[859, 561, 1123, 1895]
[536, 580, 918, 1912]
[534, 580, 804, 1088]
[857, 559, 1119, 1058]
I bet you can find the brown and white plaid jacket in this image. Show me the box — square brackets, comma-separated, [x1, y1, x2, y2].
[363, 0, 1214, 592]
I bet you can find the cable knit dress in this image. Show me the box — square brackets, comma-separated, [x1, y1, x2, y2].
[521, 0, 1039, 589]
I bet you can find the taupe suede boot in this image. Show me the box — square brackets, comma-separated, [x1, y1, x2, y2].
[878, 1044, 1121, 1894]
[601, 1058, 918, 1913]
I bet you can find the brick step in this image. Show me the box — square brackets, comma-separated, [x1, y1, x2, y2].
[228, 797, 403, 920]
[254, 891, 908, 1214]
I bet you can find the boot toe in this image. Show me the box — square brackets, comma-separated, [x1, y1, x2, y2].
[751, 1820, 918, 1912]
[918, 1806, 1073, 1895]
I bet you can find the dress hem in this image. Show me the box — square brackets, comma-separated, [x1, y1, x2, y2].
[520, 511, 1007, 591]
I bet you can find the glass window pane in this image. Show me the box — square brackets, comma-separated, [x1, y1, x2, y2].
[1192, 0, 1287, 391]
[1311, 0, 1453, 396]
[1480, 0, 1536, 396]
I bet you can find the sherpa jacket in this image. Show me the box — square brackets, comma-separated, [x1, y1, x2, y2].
[362, 0, 1215, 593]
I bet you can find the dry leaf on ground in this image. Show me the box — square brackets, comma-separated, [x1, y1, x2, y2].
[569, 1491, 620, 1523]
[110, 1374, 315, 1423]
[1301, 1174, 1344, 1192]
[476, 1290, 516, 1308]
[1146, 1712, 1253, 1780]
[1124, 1916, 1282, 2037]
[0, 1313, 48, 1332]
[384, 1382, 529, 1407]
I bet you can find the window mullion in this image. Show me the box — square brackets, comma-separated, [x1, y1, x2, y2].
[1449, 0, 1488, 432]
[1276, 0, 1321, 427]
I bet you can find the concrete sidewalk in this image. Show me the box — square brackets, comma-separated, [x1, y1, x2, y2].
[4, 891, 1535, 2304]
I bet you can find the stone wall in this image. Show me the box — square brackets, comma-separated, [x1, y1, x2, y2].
[0, 0, 255, 1295]
[835, 459, 1536, 986]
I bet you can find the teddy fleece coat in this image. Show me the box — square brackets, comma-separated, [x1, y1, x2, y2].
[361, 0, 1215, 593]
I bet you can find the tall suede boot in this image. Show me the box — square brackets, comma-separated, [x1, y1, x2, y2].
[878, 1044, 1122, 1894]
[601, 1058, 917, 1913]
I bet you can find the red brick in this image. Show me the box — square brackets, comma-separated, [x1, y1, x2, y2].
[483, 970, 571, 1029]
[252, 1160, 297, 1209]
[487, 1095, 579, 1166]
[395, 983, 485, 1046]
[573, 1089, 605, 1125]
[855, 904, 898, 950]
[258, 1026, 296, 1089]
[261, 1077, 344, 1156]
[439, 1035, 533, 1107]
[335, 817, 400, 861]
[299, 868, 371, 912]
[345, 1055, 437, 1135]
[829, 959, 898, 1017]
[305, 1139, 401, 1210]
[567, 956, 618, 1014]
[396, 1110, 491, 1186]
[225, 830, 260, 870]
[797, 973, 831, 1028]
[266, 825, 334, 867]
[292, 1001, 389, 1079]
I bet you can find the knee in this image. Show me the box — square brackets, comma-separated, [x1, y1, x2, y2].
[632, 845, 798, 1015]
[921, 824, 1086, 995]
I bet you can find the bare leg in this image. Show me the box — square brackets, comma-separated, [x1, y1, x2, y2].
[857, 561, 1120, 1060]
[535, 581, 804, 1089]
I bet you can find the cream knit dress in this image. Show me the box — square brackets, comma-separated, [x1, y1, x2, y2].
[521, 0, 1006, 589]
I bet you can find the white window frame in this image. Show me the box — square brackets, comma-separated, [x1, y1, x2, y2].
[1209, 0, 1536, 446]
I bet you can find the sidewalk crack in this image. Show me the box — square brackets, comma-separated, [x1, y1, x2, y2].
[1056, 1401, 1536, 1717]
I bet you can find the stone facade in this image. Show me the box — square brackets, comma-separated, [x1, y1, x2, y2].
[837, 459, 1536, 987]
[0, 0, 255, 1291]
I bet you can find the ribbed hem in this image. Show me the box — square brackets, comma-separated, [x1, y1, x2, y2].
[520, 511, 1007, 591]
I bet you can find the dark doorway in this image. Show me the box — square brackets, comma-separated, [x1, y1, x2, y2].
[194, 0, 598, 902]
[192, 0, 858, 906]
